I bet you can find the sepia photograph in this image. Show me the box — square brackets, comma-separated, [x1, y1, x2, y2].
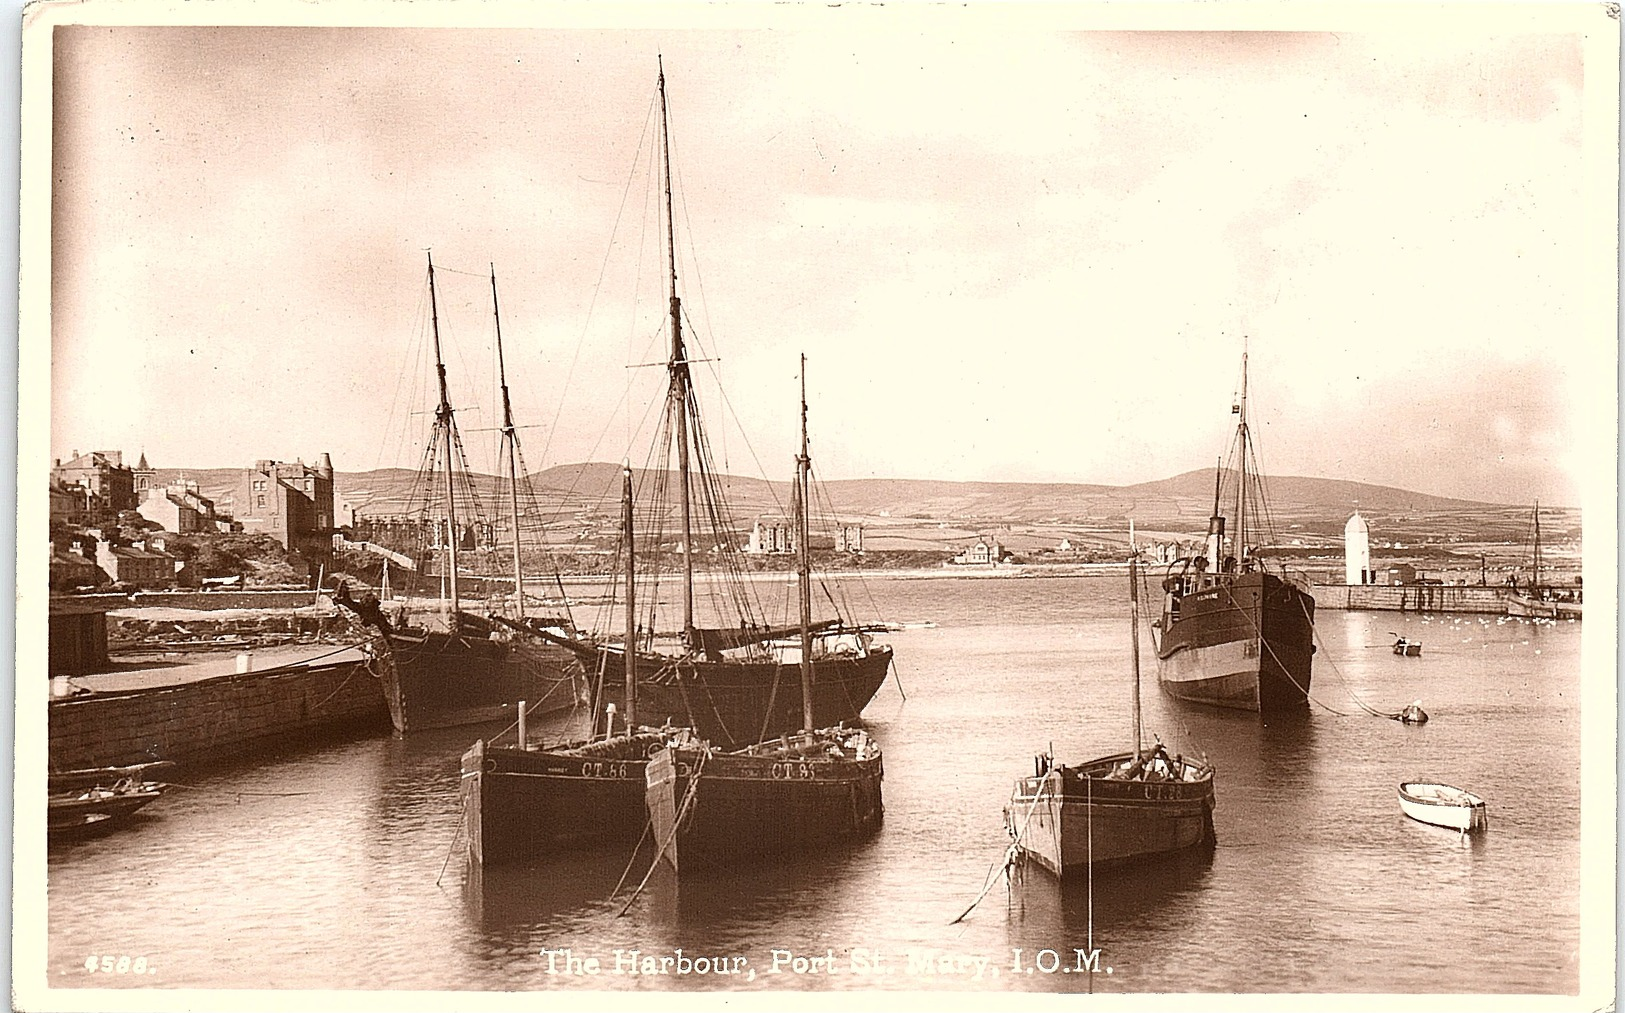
[15, 1, 1618, 1010]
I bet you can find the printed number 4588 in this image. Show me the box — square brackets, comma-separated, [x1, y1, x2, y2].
[84, 955, 151, 975]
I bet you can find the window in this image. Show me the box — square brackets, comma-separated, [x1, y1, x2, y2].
[253, 480, 266, 491]
[256, 495, 266, 508]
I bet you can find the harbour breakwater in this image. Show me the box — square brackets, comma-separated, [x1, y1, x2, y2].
[1310, 583, 1510, 614]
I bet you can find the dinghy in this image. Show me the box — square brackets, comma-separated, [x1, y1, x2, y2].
[1398, 781, 1487, 833]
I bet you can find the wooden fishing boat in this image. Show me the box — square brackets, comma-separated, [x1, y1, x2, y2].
[337, 259, 587, 733]
[49, 763, 172, 837]
[1398, 781, 1488, 833]
[1504, 503, 1583, 620]
[1007, 556, 1215, 875]
[645, 726, 883, 873]
[642, 351, 885, 877]
[1154, 353, 1316, 714]
[1392, 637, 1422, 657]
[462, 726, 700, 865]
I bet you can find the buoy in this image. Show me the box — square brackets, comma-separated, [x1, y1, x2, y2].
[1398, 700, 1429, 725]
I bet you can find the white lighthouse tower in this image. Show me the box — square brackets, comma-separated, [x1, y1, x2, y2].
[1345, 509, 1373, 585]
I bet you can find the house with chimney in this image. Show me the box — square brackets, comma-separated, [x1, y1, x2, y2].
[229, 454, 336, 568]
[51, 450, 136, 521]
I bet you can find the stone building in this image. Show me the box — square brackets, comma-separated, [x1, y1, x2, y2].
[229, 454, 336, 568]
[52, 451, 136, 517]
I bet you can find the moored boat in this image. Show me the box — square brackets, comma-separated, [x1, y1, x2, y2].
[1392, 637, 1422, 657]
[1154, 352, 1316, 714]
[642, 351, 885, 876]
[1503, 502, 1582, 620]
[1005, 556, 1215, 875]
[338, 257, 587, 733]
[49, 763, 172, 838]
[1398, 781, 1488, 833]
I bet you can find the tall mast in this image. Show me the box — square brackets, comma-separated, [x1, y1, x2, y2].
[657, 56, 695, 642]
[1129, 554, 1142, 763]
[796, 355, 814, 732]
[427, 252, 461, 615]
[622, 465, 637, 729]
[1532, 500, 1541, 588]
[1233, 348, 1249, 563]
[491, 266, 525, 621]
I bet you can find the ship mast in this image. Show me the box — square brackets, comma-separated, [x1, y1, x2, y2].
[657, 56, 696, 644]
[1233, 348, 1249, 565]
[1129, 554, 1143, 763]
[796, 355, 815, 732]
[622, 464, 638, 729]
[491, 267, 526, 621]
[1532, 500, 1542, 588]
[427, 253, 461, 617]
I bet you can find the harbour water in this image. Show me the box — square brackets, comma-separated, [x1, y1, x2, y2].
[45, 574, 1582, 994]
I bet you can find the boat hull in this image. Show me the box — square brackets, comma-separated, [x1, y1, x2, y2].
[379, 626, 587, 733]
[592, 646, 892, 750]
[461, 731, 688, 866]
[49, 786, 164, 837]
[1506, 591, 1582, 620]
[647, 733, 884, 872]
[1006, 752, 1214, 874]
[1398, 782, 1488, 833]
[1157, 571, 1315, 714]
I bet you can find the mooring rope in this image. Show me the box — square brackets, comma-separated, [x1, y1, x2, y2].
[952, 765, 1052, 924]
[1296, 597, 1418, 722]
[617, 747, 710, 916]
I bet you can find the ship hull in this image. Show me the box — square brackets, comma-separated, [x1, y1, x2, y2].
[461, 727, 881, 868]
[646, 733, 884, 873]
[1156, 571, 1315, 714]
[461, 731, 686, 866]
[379, 626, 587, 733]
[591, 646, 892, 750]
[1006, 753, 1215, 874]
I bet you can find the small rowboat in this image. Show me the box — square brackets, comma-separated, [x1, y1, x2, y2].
[1391, 637, 1422, 657]
[1398, 781, 1487, 833]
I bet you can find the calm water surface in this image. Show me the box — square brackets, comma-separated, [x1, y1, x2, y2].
[47, 574, 1581, 994]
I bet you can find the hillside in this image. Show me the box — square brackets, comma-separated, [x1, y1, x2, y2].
[150, 462, 1569, 554]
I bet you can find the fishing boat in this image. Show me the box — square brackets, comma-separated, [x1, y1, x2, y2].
[530, 61, 892, 750]
[1504, 502, 1582, 620]
[1004, 557, 1215, 875]
[1398, 781, 1488, 833]
[642, 355, 885, 876]
[1392, 637, 1422, 657]
[462, 467, 705, 866]
[1153, 353, 1316, 714]
[338, 258, 587, 733]
[49, 762, 172, 837]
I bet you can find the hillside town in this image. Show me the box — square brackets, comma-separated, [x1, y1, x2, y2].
[49, 449, 344, 592]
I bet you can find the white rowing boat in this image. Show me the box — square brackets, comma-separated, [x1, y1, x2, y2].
[1398, 781, 1488, 833]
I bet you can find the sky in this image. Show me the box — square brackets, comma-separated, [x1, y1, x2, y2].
[43, 7, 1616, 507]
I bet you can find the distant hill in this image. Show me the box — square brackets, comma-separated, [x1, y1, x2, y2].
[152, 462, 1541, 533]
[1123, 470, 1495, 513]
